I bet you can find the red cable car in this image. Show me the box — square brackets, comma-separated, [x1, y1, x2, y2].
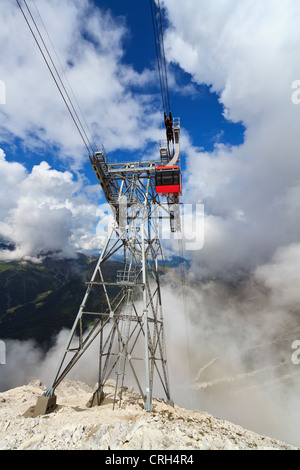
[155, 165, 182, 197]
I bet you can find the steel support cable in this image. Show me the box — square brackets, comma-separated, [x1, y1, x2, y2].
[31, 0, 96, 153]
[157, 0, 171, 114]
[150, 0, 166, 113]
[149, 0, 171, 116]
[15, 0, 92, 156]
[22, 0, 93, 155]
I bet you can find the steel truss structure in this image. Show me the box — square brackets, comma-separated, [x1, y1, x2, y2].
[41, 120, 181, 412]
[17, 0, 183, 416]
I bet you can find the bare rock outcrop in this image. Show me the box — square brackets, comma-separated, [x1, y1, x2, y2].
[0, 379, 298, 450]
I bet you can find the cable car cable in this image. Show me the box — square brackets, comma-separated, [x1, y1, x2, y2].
[21, 0, 94, 155]
[150, 0, 166, 115]
[15, 0, 93, 156]
[149, 0, 171, 117]
[31, 0, 96, 153]
[157, 0, 171, 114]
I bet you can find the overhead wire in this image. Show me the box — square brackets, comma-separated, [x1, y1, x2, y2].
[149, 0, 171, 116]
[31, 0, 97, 153]
[150, 0, 191, 377]
[157, 0, 171, 114]
[15, 0, 94, 156]
[150, 0, 165, 114]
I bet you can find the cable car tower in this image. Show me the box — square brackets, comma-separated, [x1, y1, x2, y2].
[39, 116, 181, 413]
[21, 0, 183, 415]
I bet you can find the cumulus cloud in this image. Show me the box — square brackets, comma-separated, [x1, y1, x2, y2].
[151, 3, 300, 444]
[0, 150, 110, 261]
[0, 0, 162, 168]
[2, 0, 300, 271]
[160, 0, 300, 278]
[0, 148, 27, 219]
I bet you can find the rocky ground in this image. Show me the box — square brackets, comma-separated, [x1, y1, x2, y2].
[0, 379, 298, 450]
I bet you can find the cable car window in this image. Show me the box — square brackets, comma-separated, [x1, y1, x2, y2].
[161, 172, 173, 185]
[155, 172, 162, 186]
[173, 170, 179, 185]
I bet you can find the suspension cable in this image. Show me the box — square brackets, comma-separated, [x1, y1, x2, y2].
[157, 0, 171, 114]
[150, 0, 165, 113]
[31, 0, 97, 153]
[149, 0, 171, 116]
[16, 0, 94, 156]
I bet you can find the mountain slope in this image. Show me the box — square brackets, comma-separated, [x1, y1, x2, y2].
[0, 256, 122, 347]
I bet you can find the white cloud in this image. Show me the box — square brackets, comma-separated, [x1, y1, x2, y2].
[255, 243, 300, 309]
[0, 149, 27, 219]
[0, 0, 161, 168]
[161, 0, 300, 278]
[0, 150, 108, 261]
[2, 0, 300, 274]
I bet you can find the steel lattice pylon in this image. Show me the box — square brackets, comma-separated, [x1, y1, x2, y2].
[28, 119, 182, 415]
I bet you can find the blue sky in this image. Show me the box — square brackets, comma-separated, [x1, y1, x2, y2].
[92, 0, 245, 155]
[1, 0, 300, 281]
[1, 0, 244, 171]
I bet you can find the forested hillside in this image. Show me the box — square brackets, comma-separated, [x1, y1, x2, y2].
[0, 255, 122, 348]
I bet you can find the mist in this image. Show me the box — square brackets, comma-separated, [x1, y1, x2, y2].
[161, 259, 300, 447]
[2, 251, 300, 448]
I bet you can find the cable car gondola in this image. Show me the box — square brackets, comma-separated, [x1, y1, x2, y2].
[155, 165, 182, 197]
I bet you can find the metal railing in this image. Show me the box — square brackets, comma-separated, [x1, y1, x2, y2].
[117, 270, 141, 284]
